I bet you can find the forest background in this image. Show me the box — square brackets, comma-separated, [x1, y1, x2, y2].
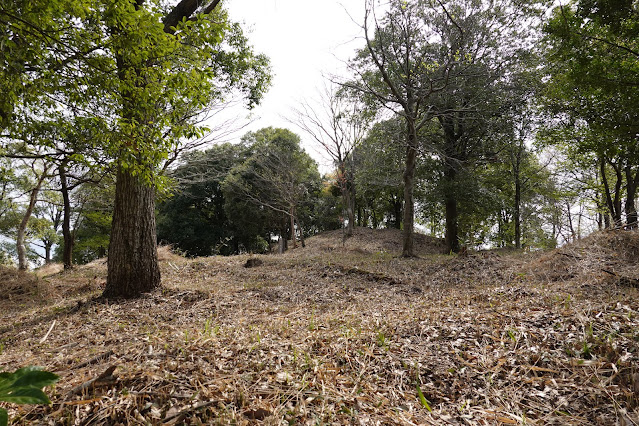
[0, 0, 637, 298]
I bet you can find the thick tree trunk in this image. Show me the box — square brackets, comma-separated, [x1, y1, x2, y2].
[401, 122, 418, 257]
[59, 161, 74, 269]
[103, 167, 160, 298]
[392, 197, 402, 229]
[600, 159, 623, 226]
[440, 115, 461, 254]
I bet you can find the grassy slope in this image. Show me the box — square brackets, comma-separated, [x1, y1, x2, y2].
[1, 227, 638, 425]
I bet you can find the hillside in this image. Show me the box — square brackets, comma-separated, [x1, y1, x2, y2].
[1, 228, 638, 425]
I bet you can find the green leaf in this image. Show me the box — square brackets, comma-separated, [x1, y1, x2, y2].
[416, 383, 432, 412]
[0, 388, 51, 405]
[11, 368, 59, 389]
[0, 408, 7, 426]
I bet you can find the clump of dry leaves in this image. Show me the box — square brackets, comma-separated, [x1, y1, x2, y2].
[1, 228, 638, 425]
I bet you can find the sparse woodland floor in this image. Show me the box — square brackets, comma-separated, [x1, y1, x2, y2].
[1, 227, 639, 425]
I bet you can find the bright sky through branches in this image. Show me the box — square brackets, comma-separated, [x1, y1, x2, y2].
[225, 0, 364, 169]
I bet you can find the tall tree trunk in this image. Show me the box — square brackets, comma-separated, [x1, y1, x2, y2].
[59, 161, 74, 269]
[392, 197, 402, 229]
[514, 167, 522, 249]
[441, 116, 461, 254]
[17, 168, 48, 270]
[103, 166, 160, 298]
[444, 163, 460, 254]
[289, 207, 297, 249]
[297, 217, 305, 247]
[625, 165, 638, 229]
[401, 121, 418, 257]
[338, 161, 354, 237]
[103, 0, 220, 298]
[601, 159, 623, 226]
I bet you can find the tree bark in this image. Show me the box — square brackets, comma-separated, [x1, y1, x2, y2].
[103, 166, 160, 298]
[59, 161, 74, 269]
[624, 165, 638, 229]
[338, 162, 354, 237]
[17, 167, 48, 270]
[392, 196, 402, 229]
[600, 158, 623, 226]
[444, 166, 460, 254]
[401, 122, 418, 257]
[440, 115, 461, 254]
[289, 207, 297, 249]
[514, 167, 522, 249]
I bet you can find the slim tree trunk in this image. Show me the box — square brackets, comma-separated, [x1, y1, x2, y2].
[17, 168, 48, 270]
[441, 121, 461, 253]
[290, 207, 297, 249]
[401, 122, 418, 257]
[514, 169, 522, 249]
[297, 217, 305, 247]
[444, 174, 460, 254]
[59, 161, 74, 269]
[103, 166, 160, 298]
[625, 165, 638, 229]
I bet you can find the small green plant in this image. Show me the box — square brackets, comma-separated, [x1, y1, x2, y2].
[581, 341, 592, 360]
[416, 383, 432, 412]
[204, 318, 212, 337]
[376, 331, 389, 350]
[0, 366, 59, 426]
[308, 310, 316, 331]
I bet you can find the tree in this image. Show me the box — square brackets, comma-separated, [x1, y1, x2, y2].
[292, 85, 369, 237]
[223, 128, 321, 252]
[347, 0, 461, 256]
[543, 0, 639, 228]
[101, 0, 270, 298]
[354, 118, 408, 230]
[157, 143, 250, 256]
[2, 0, 270, 295]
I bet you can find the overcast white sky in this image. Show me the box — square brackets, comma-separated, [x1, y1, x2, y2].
[224, 0, 366, 169]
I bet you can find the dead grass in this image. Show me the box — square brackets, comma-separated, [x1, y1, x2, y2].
[1, 228, 638, 425]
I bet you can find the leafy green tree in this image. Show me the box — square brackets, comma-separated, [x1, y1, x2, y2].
[54, 178, 115, 265]
[157, 143, 250, 256]
[223, 128, 321, 252]
[348, 0, 541, 254]
[346, 0, 461, 256]
[1, 0, 270, 296]
[543, 0, 639, 228]
[354, 119, 407, 230]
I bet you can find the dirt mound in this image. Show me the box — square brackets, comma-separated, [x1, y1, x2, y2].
[525, 229, 639, 286]
[0, 266, 46, 299]
[304, 226, 445, 255]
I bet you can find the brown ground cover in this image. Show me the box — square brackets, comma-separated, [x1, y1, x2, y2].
[1, 227, 638, 425]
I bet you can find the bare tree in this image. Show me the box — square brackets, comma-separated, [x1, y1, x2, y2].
[291, 84, 369, 237]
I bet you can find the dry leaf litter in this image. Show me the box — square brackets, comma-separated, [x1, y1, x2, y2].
[0, 227, 638, 425]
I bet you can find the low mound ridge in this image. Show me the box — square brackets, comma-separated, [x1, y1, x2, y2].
[304, 226, 445, 255]
[525, 228, 639, 286]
